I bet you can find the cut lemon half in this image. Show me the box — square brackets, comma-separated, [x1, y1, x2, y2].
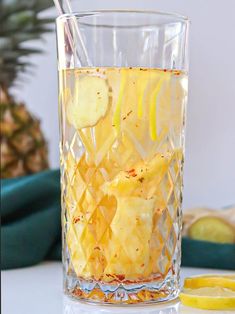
[184, 274, 235, 291]
[180, 287, 235, 310]
[67, 75, 109, 129]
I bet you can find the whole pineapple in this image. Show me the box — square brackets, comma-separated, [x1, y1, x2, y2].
[0, 0, 53, 178]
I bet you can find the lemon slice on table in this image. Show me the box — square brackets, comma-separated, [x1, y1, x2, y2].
[66, 75, 109, 129]
[180, 287, 235, 310]
[184, 274, 235, 291]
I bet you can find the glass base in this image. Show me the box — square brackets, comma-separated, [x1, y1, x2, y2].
[64, 273, 180, 305]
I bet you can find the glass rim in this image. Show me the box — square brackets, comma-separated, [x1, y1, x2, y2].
[56, 9, 189, 26]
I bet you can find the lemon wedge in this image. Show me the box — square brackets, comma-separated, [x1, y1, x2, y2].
[180, 286, 235, 310]
[67, 75, 109, 129]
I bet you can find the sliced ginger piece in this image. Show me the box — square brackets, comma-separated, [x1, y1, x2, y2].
[188, 216, 235, 244]
[67, 75, 109, 129]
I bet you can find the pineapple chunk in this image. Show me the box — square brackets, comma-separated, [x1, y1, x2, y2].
[105, 196, 155, 278]
[67, 76, 109, 129]
[102, 153, 171, 197]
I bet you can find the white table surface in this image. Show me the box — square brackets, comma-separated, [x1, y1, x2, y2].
[2, 262, 234, 314]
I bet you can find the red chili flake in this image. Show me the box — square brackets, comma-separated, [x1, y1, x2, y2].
[116, 274, 125, 281]
[138, 177, 144, 183]
[127, 168, 135, 173]
[164, 69, 167, 72]
[126, 170, 137, 177]
[126, 169, 137, 177]
[73, 217, 80, 223]
[141, 264, 145, 267]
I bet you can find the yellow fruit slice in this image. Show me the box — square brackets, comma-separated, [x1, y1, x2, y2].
[105, 196, 155, 278]
[149, 71, 171, 141]
[102, 152, 171, 197]
[184, 275, 235, 291]
[137, 71, 150, 118]
[149, 77, 165, 141]
[112, 69, 127, 133]
[67, 75, 109, 129]
[180, 287, 235, 310]
[188, 216, 235, 244]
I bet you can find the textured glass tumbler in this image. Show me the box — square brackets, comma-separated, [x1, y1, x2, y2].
[57, 10, 189, 305]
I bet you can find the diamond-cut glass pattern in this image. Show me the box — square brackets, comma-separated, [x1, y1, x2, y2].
[60, 67, 187, 303]
[61, 134, 183, 282]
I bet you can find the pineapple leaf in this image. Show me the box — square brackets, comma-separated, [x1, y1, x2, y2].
[0, 0, 54, 89]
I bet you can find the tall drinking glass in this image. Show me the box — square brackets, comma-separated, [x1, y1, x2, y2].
[56, 10, 189, 304]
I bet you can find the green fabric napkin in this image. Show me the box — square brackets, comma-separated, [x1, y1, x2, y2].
[1, 170, 61, 269]
[1, 169, 235, 270]
[182, 237, 235, 270]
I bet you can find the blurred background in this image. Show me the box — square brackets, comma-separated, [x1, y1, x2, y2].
[11, 0, 235, 209]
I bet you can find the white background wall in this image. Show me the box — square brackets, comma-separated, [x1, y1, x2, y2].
[12, 0, 235, 209]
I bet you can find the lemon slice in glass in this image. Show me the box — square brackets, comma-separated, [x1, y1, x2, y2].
[180, 286, 235, 310]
